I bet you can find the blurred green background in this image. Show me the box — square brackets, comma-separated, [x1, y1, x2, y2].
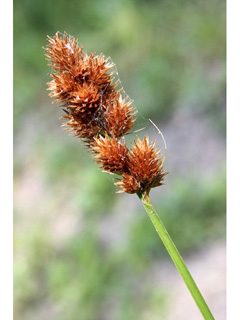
[14, 0, 226, 319]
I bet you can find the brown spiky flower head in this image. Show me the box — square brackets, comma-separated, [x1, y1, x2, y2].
[115, 137, 168, 194]
[44, 31, 167, 196]
[92, 136, 129, 175]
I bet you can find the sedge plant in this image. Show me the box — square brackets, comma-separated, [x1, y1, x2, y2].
[44, 32, 215, 319]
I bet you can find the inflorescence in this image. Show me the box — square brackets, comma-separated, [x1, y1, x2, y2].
[44, 32, 167, 195]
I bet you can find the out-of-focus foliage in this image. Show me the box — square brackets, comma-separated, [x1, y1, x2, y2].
[14, 0, 225, 131]
[14, 0, 225, 319]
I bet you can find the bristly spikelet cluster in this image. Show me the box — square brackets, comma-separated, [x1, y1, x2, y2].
[44, 31, 167, 195]
[115, 137, 168, 194]
[45, 32, 135, 142]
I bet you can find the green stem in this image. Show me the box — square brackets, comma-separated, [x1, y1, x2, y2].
[137, 192, 214, 320]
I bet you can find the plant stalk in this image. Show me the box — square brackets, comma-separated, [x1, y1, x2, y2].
[137, 191, 214, 320]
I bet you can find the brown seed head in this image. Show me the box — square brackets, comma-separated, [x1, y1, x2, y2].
[92, 136, 129, 174]
[45, 32, 116, 93]
[67, 81, 101, 114]
[103, 95, 137, 137]
[45, 32, 83, 74]
[116, 136, 167, 194]
[82, 52, 116, 88]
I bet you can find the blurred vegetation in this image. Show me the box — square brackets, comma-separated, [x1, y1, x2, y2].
[14, 0, 225, 131]
[14, 0, 225, 319]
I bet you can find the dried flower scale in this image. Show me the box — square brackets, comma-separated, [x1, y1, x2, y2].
[44, 31, 167, 195]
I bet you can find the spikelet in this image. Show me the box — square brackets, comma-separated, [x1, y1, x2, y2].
[92, 136, 129, 174]
[82, 52, 116, 88]
[115, 137, 168, 194]
[103, 95, 137, 137]
[45, 32, 83, 74]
